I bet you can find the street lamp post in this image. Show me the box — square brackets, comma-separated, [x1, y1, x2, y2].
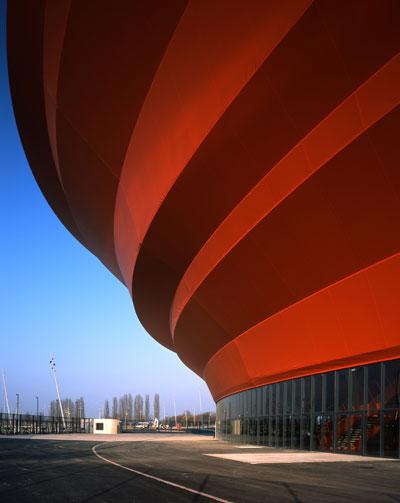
[35, 396, 39, 433]
[173, 399, 177, 429]
[15, 393, 20, 435]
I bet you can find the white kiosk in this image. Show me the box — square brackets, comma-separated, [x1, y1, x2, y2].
[93, 418, 120, 434]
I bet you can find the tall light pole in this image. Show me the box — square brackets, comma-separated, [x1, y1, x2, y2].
[198, 390, 203, 428]
[15, 393, 20, 435]
[35, 396, 39, 434]
[173, 399, 177, 429]
[50, 356, 66, 429]
[2, 369, 10, 416]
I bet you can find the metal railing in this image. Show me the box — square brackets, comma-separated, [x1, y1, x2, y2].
[0, 413, 92, 435]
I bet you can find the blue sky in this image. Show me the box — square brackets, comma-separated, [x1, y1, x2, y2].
[0, 1, 214, 417]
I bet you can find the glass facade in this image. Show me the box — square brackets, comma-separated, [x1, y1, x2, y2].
[216, 359, 400, 458]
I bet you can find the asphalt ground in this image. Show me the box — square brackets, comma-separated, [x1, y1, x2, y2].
[1, 436, 400, 502]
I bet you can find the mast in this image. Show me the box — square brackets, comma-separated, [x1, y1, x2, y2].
[50, 356, 66, 429]
[2, 369, 10, 416]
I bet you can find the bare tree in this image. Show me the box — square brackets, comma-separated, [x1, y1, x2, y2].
[75, 398, 82, 418]
[49, 400, 58, 417]
[128, 393, 133, 419]
[145, 394, 150, 420]
[103, 400, 110, 418]
[118, 396, 125, 419]
[61, 398, 74, 418]
[153, 393, 160, 420]
[77, 397, 85, 418]
[112, 397, 118, 419]
[49, 396, 85, 418]
[134, 394, 143, 421]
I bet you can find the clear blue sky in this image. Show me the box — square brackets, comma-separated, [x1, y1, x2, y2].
[0, 1, 214, 418]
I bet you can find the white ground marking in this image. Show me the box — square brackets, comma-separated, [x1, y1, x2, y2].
[204, 452, 395, 464]
[92, 444, 233, 503]
[234, 445, 262, 449]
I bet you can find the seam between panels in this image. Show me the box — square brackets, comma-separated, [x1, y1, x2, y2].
[202, 250, 400, 380]
[170, 54, 400, 336]
[211, 346, 400, 403]
[144, 0, 315, 243]
[112, 1, 190, 288]
[42, 0, 72, 191]
[115, 0, 315, 305]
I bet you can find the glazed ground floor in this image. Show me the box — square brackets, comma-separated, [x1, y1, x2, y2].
[216, 358, 400, 458]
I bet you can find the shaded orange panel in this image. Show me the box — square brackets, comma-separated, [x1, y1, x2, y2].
[129, 0, 400, 351]
[171, 54, 400, 333]
[57, 0, 187, 176]
[174, 107, 400, 372]
[42, 0, 71, 183]
[114, 0, 313, 288]
[204, 253, 400, 401]
[56, 112, 121, 276]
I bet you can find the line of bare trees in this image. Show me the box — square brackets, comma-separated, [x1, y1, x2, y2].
[164, 410, 216, 427]
[102, 393, 160, 421]
[49, 397, 85, 418]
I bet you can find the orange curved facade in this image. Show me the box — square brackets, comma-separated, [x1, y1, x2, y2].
[8, 1, 400, 403]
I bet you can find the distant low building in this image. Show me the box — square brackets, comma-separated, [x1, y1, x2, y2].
[93, 418, 120, 435]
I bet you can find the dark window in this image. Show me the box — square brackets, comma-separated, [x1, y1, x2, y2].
[285, 381, 292, 414]
[252, 389, 256, 417]
[292, 416, 300, 449]
[337, 370, 349, 411]
[326, 373, 334, 412]
[349, 414, 362, 453]
[301, 415, 311, 450]
[366, 412, 381, 456]
[270, 417, 276, 446]
[303, 377, 311, 414]
[276, 416, 283, 447]
[314, 374, 323, 413]
[256, 388, 262, 417]
[323, 416, 333, 451]
[383, 411, 399, 458]
[284, 415, 292, 448]
[313, 415, 323, 450]
[96, 422, 104, 431]
[264, 386, 269, 417]
[260, 417, 269, 445]
[384, 360, 400, 409]
[270, 385, 276, 416]
[367, 364, 381, 411]
[276, 383, 282, 415]
[294, 380, 301, 414]
[351, 367, 364, 411]
[216, 359, 400, 458]
[336, 415, 348, 452]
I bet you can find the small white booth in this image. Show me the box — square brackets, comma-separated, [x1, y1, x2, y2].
[93, 418, 120, 434]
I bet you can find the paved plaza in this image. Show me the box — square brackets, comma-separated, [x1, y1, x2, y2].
[1, 434, 400, 502]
